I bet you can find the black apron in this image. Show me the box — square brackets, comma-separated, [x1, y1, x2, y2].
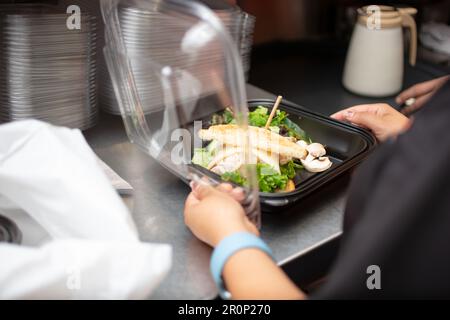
[314, 80, 450, 299]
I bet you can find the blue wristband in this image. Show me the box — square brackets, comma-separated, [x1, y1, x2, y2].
[210, 232, 274, 300]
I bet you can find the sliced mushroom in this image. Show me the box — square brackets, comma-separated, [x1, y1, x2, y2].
[304, 153, 316, 163]
[301, 156, 332, 172]
[306, 143, 326, 158]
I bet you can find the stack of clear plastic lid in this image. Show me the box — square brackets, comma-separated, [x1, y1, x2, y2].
[0, 5, 98, 130]
[101, 0, 260, 226]
[99, 0, 254, 115]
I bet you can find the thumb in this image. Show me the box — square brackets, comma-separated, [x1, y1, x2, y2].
[343, 110, 382, 131]
[191, 181, 216, 200]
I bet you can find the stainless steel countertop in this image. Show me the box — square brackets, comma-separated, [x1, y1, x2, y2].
[84, 84, 346, 299]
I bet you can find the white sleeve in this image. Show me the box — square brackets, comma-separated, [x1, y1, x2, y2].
[0, 120, 172, 299]
[0, 240, 171, 299]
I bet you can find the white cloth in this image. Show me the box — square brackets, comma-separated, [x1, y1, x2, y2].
[420, 22, 450, 55]
[0, 120, 171, 299]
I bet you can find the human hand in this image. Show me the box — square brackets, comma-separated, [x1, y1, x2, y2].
[331, 103, 411, 142]
[396, 75, 449, 115]
[184, 182, 259, 247]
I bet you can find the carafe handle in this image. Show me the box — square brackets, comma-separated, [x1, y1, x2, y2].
[399, 7, 417, 66]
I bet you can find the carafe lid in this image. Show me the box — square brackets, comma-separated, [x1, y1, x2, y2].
[357, 5, 417, 29]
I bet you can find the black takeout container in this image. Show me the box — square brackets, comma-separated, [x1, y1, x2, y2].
[183, 98, 377, 212]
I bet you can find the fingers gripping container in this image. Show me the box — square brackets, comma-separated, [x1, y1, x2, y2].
[101, 0, 261, 227]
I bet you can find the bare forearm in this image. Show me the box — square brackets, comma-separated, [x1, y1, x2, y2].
[222, 248, 306, 300]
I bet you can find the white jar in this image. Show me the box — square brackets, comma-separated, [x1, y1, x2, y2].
[342, 6, 417, 97]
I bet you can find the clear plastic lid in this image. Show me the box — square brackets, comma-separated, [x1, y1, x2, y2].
[101, 0, 260, 226]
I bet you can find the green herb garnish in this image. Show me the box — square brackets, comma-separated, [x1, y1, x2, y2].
[211, 108, 235, 125]
[280, 160, 303, 179]
[220, 161, 303, 193]
[222, 170, 248, 186]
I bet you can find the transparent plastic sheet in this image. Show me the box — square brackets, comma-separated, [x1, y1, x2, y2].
[101, 0, 260, 227]
[98, 0, 255, 115]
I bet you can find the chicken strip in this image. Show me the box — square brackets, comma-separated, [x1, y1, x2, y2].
[210, 153, 244, 175]
[207, 147, 243, 170]
[251, 148, 280, 173]
[198, 125, 307, 159]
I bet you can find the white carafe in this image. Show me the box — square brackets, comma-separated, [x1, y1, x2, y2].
[342, 6, 417, 97]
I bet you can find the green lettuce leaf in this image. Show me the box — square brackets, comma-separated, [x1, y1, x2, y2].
[280, 160, 303, 179]
[280, 118, 309, 141]
[192, 141, 220, 168]
[257, 164, 288, 193]
[192, 148, 212, 168]
[248, 106, 269, 127]
[211, 108, 235, 125]
[220, 162, 302, 193]
[222, 171, 247, 186]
